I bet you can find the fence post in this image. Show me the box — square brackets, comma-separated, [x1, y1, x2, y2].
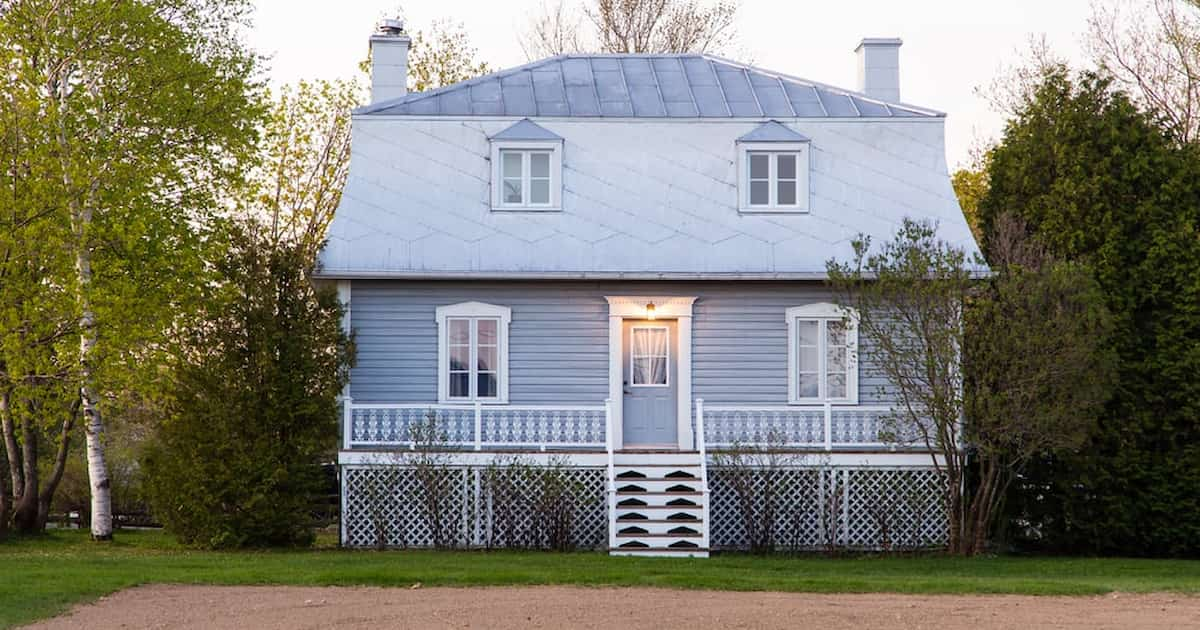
[695, 398, 705, 452]
[474, 401, 483, 451]
[342, 396, 354, 449]
[823, 402, 833, 451]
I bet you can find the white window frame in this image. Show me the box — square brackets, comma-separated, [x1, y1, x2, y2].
[786, 303, 859, 404]
[738, 141, 810, 213]
[436, 301, 512, 403]
[490, 140, 562, 211]
[629, 324, 670, 388]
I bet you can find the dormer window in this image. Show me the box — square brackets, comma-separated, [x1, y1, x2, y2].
[500, 149, 553, 206]
[737, 121, 810, 213]
[490, 119, 562, 211]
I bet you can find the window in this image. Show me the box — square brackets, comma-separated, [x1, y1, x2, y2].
[490, 141, 562, 211]
[630, 326, 669, 387]
[786, 304, 858, 404]
[436, 302, 511, 403]
[500, 149, 553, 206]
[738, 141, 809, 212]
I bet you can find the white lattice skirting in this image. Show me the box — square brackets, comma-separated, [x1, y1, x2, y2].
[341, 465, 947, 551]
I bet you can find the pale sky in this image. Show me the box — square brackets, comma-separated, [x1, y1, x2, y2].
[248, 0, 1096, 168]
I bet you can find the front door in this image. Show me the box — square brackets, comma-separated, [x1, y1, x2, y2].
[622, 319, 678, 447]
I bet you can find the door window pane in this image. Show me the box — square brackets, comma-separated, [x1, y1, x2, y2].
[631, 327, 668, 386]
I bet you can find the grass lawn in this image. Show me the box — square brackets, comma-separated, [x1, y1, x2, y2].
[3, 530, 1200, 628]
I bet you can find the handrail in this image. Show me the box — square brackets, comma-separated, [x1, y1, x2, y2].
[695, 398, 711, 551]
[604, 398, 616, 551]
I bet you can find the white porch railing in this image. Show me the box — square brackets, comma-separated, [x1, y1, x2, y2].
[343, 398, 609, 450]
[698, 401, 912, 450]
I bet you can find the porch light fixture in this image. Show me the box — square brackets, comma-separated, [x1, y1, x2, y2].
[645, 302, 656, 320]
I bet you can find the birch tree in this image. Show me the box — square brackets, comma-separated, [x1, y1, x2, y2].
[0, 0, 262, 540]
[521, 0, 741, 57]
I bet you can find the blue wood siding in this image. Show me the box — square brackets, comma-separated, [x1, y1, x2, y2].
[349, 281, 892, 405]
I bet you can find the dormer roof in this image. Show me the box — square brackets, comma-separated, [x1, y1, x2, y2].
[737, 120, 811, 143]
[489, 118, 563, 141]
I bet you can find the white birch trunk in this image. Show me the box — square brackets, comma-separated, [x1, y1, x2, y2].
[76, 244, 113, 540]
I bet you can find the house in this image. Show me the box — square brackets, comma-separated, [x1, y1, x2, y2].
[319, 19, 979, 556]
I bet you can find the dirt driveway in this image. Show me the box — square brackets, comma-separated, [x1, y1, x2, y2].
[23, 585, 1200, 630]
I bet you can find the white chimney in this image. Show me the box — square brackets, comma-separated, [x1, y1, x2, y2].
[855, 38, 902, 102]
[369, 17, 411, 104]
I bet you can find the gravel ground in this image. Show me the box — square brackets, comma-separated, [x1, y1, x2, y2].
[23, 585, 1200, 630]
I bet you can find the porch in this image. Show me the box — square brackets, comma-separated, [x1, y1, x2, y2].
[340, 399, 916, 452]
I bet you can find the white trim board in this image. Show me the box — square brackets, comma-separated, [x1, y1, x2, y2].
[604, 296, 697, 450]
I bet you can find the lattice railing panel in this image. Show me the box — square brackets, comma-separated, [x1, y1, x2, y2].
[708, 466, 947, 551]
[705, 408, 825, 447]
[342, 465, 606, 549]
[350, 407, 475, 446]
[702, 405, 924, 449]
[480, 407, 606, 447]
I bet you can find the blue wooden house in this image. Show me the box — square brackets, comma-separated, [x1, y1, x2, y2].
[318, 20, 979, 556]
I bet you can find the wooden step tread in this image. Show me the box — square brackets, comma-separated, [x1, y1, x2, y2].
[615, 532, 704, 538]
[615, 505, 702, 510]
[619, 458, 700, 463]
[609, 547, 711, 553]
[616, 491, 703, 496]
[616, 519, 702, 524]
[612, 477, 700, 482]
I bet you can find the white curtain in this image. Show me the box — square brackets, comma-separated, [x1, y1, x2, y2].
[632, 328, 668, 385]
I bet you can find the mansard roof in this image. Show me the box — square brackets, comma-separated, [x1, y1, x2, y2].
[358, 54, 942, 119]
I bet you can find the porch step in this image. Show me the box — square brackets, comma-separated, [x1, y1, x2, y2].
[609, 547, 710, 558]
[608, 451, 709, 558]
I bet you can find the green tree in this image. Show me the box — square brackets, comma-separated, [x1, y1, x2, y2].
[951, 160, 988, 246]
[409, 20, 491, 93]
[828, 218, 1114, 554]
[142, 224, 352, 548]
[0, 0, 263, 539]
[963, 214, 1116, 553]
[827, 220, 977, 554]
[978, 69, 1200, 555]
